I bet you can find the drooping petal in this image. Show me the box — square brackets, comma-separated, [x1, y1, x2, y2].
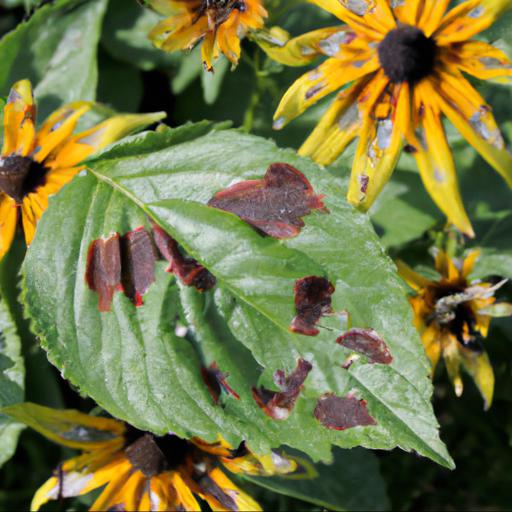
[2, 402, 125, 451]
[48, 112, 166, 169]
[460, 346, 495, 410]
[2, 79, 37, 157]
[216, 13, 243, 66]
[198, 467, 262, 512]
[347, 76, 409, 210]
[405, 79, 474, 236]
[448, 41, 512, 84]
[434, 70, 512, 189]
[395, 259, 433, 291]
[254, 26, 354, 66]
[299, 78, 367, 164]
[0, 194, 18, 260]
[21, 193, 47, 246]
[170, 471, 202, 511]
[442, 334, 464, 397]
[33, 102, 92, 163]
[421, 324, 443, 373]
[435, 0, 511, 45]
[273, 54, 379, 130]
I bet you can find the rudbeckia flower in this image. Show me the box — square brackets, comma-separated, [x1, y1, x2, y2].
[269, 0, 512, 236]
[0, 80, 165, 260]
[397, 250, 512, 409]
[146, 0, 268, 71]
[3, 403, 311, 511]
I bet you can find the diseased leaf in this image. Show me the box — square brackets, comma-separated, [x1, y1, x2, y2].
[22, 125, 453, 468]
[314, 394, 377, 431]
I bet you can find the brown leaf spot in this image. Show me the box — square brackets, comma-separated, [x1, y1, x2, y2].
[120, 227, 158, 307]
[252, 358, 312, 420]
[314, 393, 377, 430]
[208, 163, 328, 239]
[337, 328, 393, 365]
[290, 276, 335, 336]
[201, 362, 240, 405]
[86, 228, 157, 311]
[152, 224, 216, 292]
[85, 234, 122, 312]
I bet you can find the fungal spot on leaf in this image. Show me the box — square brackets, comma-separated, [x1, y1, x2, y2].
[208, 163, 328, 239]
[337, 328, 393, 364]
[152, 224, 216, 291]
[120, 228, 158, 307]
[290, 276, 335, 336]
[314, 393, 377, 430]
[252, 358, 312, 420]
[86, 228, 158, 311]
[85, 234, 122, 312]
[201, 362, 240, 405]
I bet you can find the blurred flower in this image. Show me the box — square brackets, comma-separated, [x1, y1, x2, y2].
[3, 403, 312, 511]
[147, 0, 267, 71]
[0, 80, 165, 260]
[267, 0, 512, 236]
[397, 250, 512, 409]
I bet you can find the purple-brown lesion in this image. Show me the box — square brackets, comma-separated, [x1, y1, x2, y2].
[208, 163, 328, 239]
[337, 328, 393, 365]
[290, 276, 335, 336]
[252, 358, 312, 420]
[314, 393, 377, 430]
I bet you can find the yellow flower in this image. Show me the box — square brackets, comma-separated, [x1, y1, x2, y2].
[0, 80, 165, 260]
[269, 0, 512, 237]
[397, 250, 512, 410]
[147, 0, 267, 71]
[3, 403, 312, 511]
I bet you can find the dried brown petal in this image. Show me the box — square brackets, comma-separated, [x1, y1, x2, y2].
[85, 234, 122, 312]
[314, 393, 377, 430]
[152, 224, 216, 292]
[252, 358, 312, 420]
[208, 163, 328, 239]
[337, 328, 393, 365]
[201, 362, 240, 405]
[290, 276, 335, 336]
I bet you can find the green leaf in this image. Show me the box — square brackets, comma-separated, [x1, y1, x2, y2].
[0, 0, 108, 119]
[22, 125, 453, 468]
[244, 447, 389, 511]
[0, 297, 25, 468]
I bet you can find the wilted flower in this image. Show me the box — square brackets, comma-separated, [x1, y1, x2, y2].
[0, 80, 164, 260]
[3, 403, 312, 511]
[268, 0, 512, 236]
[147, 0, 268, 71]
[397, 250, 512, 409]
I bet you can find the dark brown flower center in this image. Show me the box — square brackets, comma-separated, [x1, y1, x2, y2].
[0, 155, 49, 203]
[378, 25, 437, 84]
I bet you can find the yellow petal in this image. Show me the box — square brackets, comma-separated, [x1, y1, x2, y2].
[460, 346, 495, 410]
[2, 402, 125, 451]
[406, 80, 474, 237]
[299, 78, 367, 165]
[461, 249, 480, 278]
[391, 0, 424, 26]
[34, 102, 92, 162]
[50, 112, 166, 168]
[199, 467, 262, 512]
[417, 0, 451, 35]
[435, 70, 512, 190]
[422, 324, 443, 373]
[434, 250, 460, 281]
[2, 79, 37, 157]
[435, 0, 511, 45]
[442, 335, 464, 397]
[171, 471, 202, 511]
[201, 29, 216, 71]
[217, 13, 243, 66]
[395, 260, 432, 291]
[274, 54, 379, 130]
[0, 194, 18, 260]
[347, 78, 408, 210]
[89, 462, 135, 512]
[254, 26, 352, 66]
[448, 40, 512, 84]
